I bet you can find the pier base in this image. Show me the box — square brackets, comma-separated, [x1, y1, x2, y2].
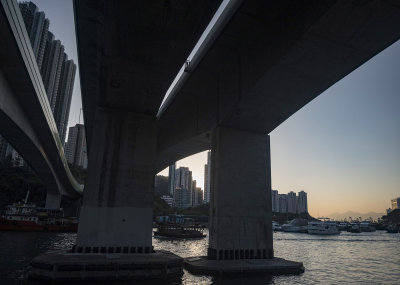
[29, 250, 183, 282]
[184, 256, 304, 276]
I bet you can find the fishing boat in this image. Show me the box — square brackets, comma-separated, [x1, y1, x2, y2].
[0, 191, 78, 232]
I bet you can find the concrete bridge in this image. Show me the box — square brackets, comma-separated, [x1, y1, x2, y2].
[0, 0, 83, 208]
[2, 0, 400, 280]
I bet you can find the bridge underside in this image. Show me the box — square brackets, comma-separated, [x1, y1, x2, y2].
[0, 0, 82, 202]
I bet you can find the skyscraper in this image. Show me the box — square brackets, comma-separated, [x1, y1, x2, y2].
[54, 58, 76, 142]
[65, 124, 87, 169]
[168, 163, 176, 196]
[287, 191, 297, 213]
[271, 189, 279, 212]
[297, 191, 308, 214]
[204, 150, 211, 203]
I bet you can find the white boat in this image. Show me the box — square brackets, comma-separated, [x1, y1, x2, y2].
[308, 219, 339, 235]
[272, 221, 281, 231]
[360, 222, 376, 232]
[338, 222, 349, 231]
[281, 219, 308, 233]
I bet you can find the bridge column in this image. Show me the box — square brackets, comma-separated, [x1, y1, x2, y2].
[45, 193, 61, 209]
[75, 108, 156, 253]
[31, 107, 183, 281]
[208, 125, 273, 260]
[184, 125, 304, 275]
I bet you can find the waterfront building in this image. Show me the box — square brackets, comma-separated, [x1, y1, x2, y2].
[161, 195, 174, 208]
[271, 189, 279, 212]
[191, 180, 197, 207]
[196, 187, 203, 206]
[174, 187, 191, 209]
[391, 197, 400, 210]
[297, 191, 308, 214]
[65, 124, 87, 169]
[278, 194, 288, 213]
[287, 191, 297, 213]
[204, 150, 211, 203]
[18, 2, 76, 144]
[53, 58, 76, 142]
[168, 164, 176, 196]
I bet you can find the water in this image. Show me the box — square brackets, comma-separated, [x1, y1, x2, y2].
[0, 230, 399, 284]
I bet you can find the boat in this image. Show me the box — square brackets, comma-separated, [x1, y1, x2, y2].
[272, 221, 281, 231]
[338, 222, 349, 231]
[308, 219, 339, 235]
[0, 192, 78, 232]
[281, 219, 308, 233]
[349, 223, 361, 233]
[154, 222, 206, 239]
[386, 224, 399, 233]
[360, 221, 376, 232]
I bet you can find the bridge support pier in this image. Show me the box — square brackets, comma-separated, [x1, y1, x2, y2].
[184, 125, 304, 275]
[45, 193, 61, 209]
[30, 108, 183, 281]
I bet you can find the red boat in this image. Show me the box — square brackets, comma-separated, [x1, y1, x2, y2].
[0, 199, 78, 232]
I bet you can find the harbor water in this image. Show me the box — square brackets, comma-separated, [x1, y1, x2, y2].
[0, 229, 399, 284]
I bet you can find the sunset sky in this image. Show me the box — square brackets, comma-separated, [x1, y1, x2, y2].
[33, 0, 399, 217]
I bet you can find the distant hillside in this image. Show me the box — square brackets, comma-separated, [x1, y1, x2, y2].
[327, 211, 385, 221]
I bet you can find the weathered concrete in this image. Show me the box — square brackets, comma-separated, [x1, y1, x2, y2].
[0, 0, 82, 198]
[184, 256, 304, 276]
[45, 193, 61, 209]
[76, 108, 156, 251]
[29, 250, 183, 282]
[156, 0, 400, 169]
[208, 126, 273, 260]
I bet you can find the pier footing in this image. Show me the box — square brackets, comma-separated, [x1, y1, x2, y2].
[29, 250, 183, 282]
[184, 256, 304, 276]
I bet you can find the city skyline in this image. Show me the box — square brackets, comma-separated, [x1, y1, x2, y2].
[33, 0, 399, 218]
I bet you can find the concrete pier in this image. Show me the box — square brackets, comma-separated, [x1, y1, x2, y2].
[45, 193, 61, 209]
[30, 108, 183, 281]
[208, 126, 273, 260]
[30, 250, 183, 282]
[185, 125, 304, 275]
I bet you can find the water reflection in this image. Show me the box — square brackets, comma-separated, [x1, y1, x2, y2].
[0, 229, 399, 284]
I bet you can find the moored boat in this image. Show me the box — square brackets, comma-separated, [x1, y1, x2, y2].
[360, 221, 376, 232]
[0, 202, 78, 232]
[349, 223, 361, 233]
[281, 219, 308, 233]
[308, 219, 339, 235]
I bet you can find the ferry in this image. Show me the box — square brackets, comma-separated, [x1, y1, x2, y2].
[0, 193, 78, 232]
[154, 222, 206, 239]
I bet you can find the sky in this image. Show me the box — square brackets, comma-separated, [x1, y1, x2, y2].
[32, 0, 400, 217]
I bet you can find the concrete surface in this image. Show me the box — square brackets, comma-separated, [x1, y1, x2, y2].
[184, 256, 304, 276]
[208, 126, 273, 260]
[29, 250, 183, 282]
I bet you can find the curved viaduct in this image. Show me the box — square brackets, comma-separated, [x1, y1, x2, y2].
[0, 0, 83, 206]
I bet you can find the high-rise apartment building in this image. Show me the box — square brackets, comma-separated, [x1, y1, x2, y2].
[19, 2, 76, 144]
[0, 2, 78, 168]
[204, 150, 211, 203]
[287, 191, 297, 213]
[65, 124, 87, 169]
[271, 189, 279, 212]
[174, 187, 191, 209]
[391, 197, 400, 210]
[168, 164, 176, 196]
[297, 191, 308, 214]
[278, 194, 288, 213]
